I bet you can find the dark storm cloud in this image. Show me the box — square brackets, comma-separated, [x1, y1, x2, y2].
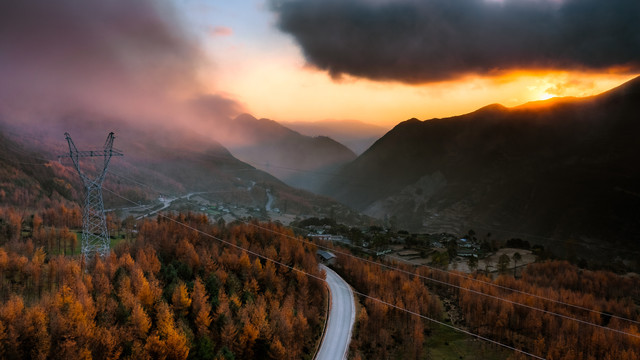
[270, 0, 640, 83]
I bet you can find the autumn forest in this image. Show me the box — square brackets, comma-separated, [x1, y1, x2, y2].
[1, 199, 640, 359]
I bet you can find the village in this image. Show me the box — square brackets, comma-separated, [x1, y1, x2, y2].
[112, 193, 538, 276]
[302, 219, 537, 275]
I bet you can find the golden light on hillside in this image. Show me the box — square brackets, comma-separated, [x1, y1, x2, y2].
[500, 70, 638, 103]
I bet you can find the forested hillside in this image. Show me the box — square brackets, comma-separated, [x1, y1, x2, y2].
[335, 253, 441, 359]
[0, 131, 79, 209]
[459, 261, 640, 360]
[2, 202, 640, 359]
[0, 215, 325, 359]
[327, 246, 640, 359]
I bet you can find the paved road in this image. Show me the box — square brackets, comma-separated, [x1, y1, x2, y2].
[316, 264, 356, 360]
[135, 192, 203, 220]
[265, 189, 274, 212]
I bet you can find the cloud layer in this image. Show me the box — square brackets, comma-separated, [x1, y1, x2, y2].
[0, 0, 242, 138]
[271, 0, 640, 83]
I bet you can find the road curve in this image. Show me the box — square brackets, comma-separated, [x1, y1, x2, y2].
[316, 264, 356, 360]
[265, 189, 274, 212]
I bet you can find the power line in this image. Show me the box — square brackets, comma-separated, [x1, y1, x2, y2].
[172, 146, 640, 256]
[467, 221, 640, 256]
[105, 172, 640, 336]
[351, 289, 545, 360]
[0, 154, 51, 166]
[5, 129, 633, 257]
[0, 141, 53, 165]
[185, 150, 374, 187]
[101, 186, 547, 360]
[0, 135, 55, 163]
[246, 222, 640, 340]
[416, 256, 640, 327]
[110, 171, 255, 198]
[283, 223, 640, 327]
[110, 170, 169, 195]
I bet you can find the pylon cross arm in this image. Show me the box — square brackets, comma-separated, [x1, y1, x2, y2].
[59, 132, 122, 258]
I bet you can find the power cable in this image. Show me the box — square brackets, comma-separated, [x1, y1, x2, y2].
[283, 222, 640, 327]
[467, 221, 640, 256]
[246, 221, 640, 339]
[7, 129, 635, 257]
[100, 177, 640, 340]
[102, 186, 547, 360]
[171, 146, 640, 256]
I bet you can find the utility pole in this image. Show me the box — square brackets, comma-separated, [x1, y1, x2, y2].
[59, 132, 123, 258]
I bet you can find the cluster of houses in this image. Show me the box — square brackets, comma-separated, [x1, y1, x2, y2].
[431, 238, 480, 258]
[456, 238, 480, 258]
[306, 225, 351, 245]
[307, 233, 350, 244]
[306, 222, 482, 262]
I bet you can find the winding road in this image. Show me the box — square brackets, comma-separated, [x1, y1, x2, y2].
[135, 192, 204, 220]
[316, 264, 356, 360]
[265, 189, 274, 212]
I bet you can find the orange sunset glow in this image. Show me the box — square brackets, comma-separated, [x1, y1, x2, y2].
[2, 0, 638, 132]
[208, 64, 637, 126]
[189, 0, 639, 129]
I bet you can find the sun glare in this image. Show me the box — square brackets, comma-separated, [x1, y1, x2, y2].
[538, 92, 554, 101]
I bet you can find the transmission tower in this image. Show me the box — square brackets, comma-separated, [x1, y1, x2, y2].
[59, 132, 123, 258]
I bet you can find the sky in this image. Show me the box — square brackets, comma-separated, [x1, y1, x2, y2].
[182, 0, 639, 127]
[0, 0, 638, 131]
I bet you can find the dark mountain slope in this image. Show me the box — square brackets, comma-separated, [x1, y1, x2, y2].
[216, 114, 357, 192]
[322, 76, 640, 256]
[0, 130, 77, 207]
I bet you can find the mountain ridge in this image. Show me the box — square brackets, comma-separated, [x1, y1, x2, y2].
[215, 113, 357, 192]
[321, 76, 640, 259]
[0, 118, 364, 223]
[282, 119, 388, 155]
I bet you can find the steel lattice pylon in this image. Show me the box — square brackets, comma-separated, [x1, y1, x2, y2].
[59, 132, 123, 258]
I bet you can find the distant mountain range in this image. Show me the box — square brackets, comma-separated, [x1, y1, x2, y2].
[282, 119, 388, 155]
[0, 119, 362, 221]
[213, 114, 357, 192]
[321, 76, 640, 258]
